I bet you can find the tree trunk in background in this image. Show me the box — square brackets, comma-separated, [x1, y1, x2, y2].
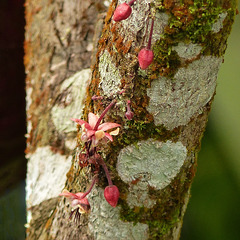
[25, 0, 237, 239]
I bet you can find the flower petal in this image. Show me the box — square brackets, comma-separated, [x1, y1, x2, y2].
[88, 113, 99, 129]
[78, 203, 91, 213]
[87, 129, 96, 138]
[71, 118, 91, 129]
[104, 132, 113, 141]
[59, 189, 77, 199]
[95, 130, 105, 140]
[98, 122, 121, 132]
[109, 127, 120, 136]
[75, 193, 90, 206]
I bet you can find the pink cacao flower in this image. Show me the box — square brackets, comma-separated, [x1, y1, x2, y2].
[104, 185, 120, 207]
[59, 189, 90, 214]
[71, 112, 120, 146]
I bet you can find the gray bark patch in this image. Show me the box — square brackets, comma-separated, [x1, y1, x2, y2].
[117, 139, 187, 191]
[212, 12, 227, 33]
[147, 56, 222, 130]
[88, 187, 149, 240]
[117, 0, 168, 47]
[26, 146, 72, 223]
[172, 42, 202, 60]
[51, 69, 91, 133]
[99, 50, 122, 96]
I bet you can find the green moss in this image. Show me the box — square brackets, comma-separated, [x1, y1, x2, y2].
[151, 0, 236, 78]
[119, 198, 182, 239]
[167, 4, 224, 42]
[151, 38, 181, 77]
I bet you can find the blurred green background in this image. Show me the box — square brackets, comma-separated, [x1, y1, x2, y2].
[0, 2, 239, 240]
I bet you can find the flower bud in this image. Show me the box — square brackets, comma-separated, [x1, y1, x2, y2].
[113, 3, 132, 22]
[138, 48, 154, 69]
[125, 111, 134, 120]
[104, 185, 119, 207]
[125, 100, 134, 120]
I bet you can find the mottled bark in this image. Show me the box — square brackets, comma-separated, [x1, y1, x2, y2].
[25, 0, 237, 239]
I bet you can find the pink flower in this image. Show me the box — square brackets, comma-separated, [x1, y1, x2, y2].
[59, 189, 90, 214]
[71, 112, 120, 146]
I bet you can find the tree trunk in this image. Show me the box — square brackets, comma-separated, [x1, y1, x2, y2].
[25, 0, 237, 239]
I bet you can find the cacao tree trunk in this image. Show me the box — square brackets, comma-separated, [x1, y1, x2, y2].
[25, 0, 237, 239]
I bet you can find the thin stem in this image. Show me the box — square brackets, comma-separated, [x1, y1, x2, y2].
[97, 157, 113, 186]
[78, 175, 97, 199]
[147, 18, 154, 50]
[127, 100, 131, 111]
[93, 100, 117, 131]
[128, 0, 137, 6]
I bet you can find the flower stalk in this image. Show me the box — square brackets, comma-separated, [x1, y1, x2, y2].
[94, 100, 117, 131]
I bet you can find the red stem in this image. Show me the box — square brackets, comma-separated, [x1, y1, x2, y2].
[97, 157, 113, 186]
[93, 100, 117, 131]
[128, 0, 137, 6]
[147, 19, 154, 50]
[127, 100, 131, 111]
[79, 176, 97, 199]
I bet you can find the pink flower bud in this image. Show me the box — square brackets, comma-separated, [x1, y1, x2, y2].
[125, 100, 134, 120]
[104, 185, 120, 207]
[138, 48, 154, 69]
[113, 3, 132, 22]
[125, 111, 134, 120]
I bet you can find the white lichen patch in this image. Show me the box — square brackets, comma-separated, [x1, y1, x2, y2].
[127, 181, 156, 208]
[26, 146, 72, 209]
[172, 42, 202, 60]
[51, 69, 91, 133]
[147, 56, 222, 130]
[99, 50, 122, 96]
[88, 187, 149, 240]
[212, 12, 227, 33]
[117, 139, 187, 191]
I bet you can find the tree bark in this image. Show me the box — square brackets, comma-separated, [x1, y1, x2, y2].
[25, 0, 237, 239]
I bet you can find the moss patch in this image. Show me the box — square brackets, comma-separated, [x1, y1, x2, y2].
[151, 0, 236, 78]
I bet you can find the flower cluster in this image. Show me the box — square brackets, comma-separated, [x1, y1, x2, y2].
[60, 101, 121, 221]
[113, 0, 155, 69]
